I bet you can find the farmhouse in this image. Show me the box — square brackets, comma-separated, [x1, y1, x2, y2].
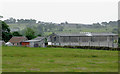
[8, 36, 27, 46]
[48, 32, 118, 48]
[21, 37, 45, 47]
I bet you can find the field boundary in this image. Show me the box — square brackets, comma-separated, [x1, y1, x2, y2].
[47, 45, 120, 51]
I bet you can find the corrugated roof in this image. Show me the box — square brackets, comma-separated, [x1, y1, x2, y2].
[9, 36, 27, 43]
[22, 37, 45, 42]
[23, 40, 40, 42]
[33, 37, 45, 40]
[55, 33, 118, 36]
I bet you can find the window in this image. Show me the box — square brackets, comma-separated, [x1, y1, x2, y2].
[70, 37, 79, 42]
[54, 37, 56, 42]
[60, 36, 69, 42]
[81, 37, 89, 42]
[63, 37, 69, 42]
[99, 36, 107, 42]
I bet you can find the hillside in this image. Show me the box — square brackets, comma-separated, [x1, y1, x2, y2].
[4, 18, 118, 36]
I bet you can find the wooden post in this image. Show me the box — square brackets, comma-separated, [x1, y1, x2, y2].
[59, 36, 61, 46]
[89, 37, 90, 46]
[69, 36, 71, 46]
[98, 36, 100, 47]
[90, 36, 92, 46]
[107, 36, 109, 47]
[79, 36, 80, 46]
[112, 36, 114, 48]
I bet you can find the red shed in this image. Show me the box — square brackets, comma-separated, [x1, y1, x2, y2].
[21, 42, 30, 46]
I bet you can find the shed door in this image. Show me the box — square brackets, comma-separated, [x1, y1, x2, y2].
[34, 44, 39, 47]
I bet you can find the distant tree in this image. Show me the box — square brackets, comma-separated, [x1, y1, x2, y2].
[4, 17, 16, 24]
[108, 21, 117, 25]
[17, 19, 24, 24]
[45, 38, 48, 43]
[65, 21, 68, 24]
[38, 21, 41, 24]
[17, 19, 36, 24]
[0, 16, 3, 19]
[112, 28, 118, 34]
[69, 30, 71, 32]
[77, 25, 81, 28]
[37, 25, 43, 34]
[12, 31, 22, 36]
[44, 28, 47, 32]
[58, 27, 63, 31]
[93, 23, 101, 28]
[101, 22, 108, 26]
[1, 21, 12, 42]
[93, 23, 101, 26]
[25, 28, 36, 40]
[37, 34, 42, 36]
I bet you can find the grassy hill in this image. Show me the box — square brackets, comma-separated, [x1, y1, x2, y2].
[8, 22, 118, 36]
[2, 46, 118, 72]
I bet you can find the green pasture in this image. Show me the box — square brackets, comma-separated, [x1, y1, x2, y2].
[2, 46, 118, 72]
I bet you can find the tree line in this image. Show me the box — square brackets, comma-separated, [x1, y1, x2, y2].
[4, 17, 37, 24]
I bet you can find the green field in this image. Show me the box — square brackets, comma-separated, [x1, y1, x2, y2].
[2, 46, 118, 72]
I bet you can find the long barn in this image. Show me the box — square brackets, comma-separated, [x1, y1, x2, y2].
[48, 32, 118, 48]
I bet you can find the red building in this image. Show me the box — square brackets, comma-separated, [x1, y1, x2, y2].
[9, 36, 28, 46]
[21, 42, 29, 46]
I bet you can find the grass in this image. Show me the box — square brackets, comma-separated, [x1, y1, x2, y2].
[2, 46, 118, 72]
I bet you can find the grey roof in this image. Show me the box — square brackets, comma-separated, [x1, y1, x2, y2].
[54, 33, 118, 36]
[23, 40, 40, 42]
[33, 37, 45, 40]
[22, 37, 45, 42]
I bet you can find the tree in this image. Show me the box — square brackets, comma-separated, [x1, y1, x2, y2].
[25, 28, 36, 40]
[37, 25, 43, 34]
[77, 25, 81, 29]
[93, 23, 101, 28]
[0, 16, 3, 19]
[65, 21, 68, 24]
[1, 21, 12, 42]
[12, 31, 22, 36]
[58, 26, 63, 31]
[101, 22, 108, 26]
[37, 34, 42, 36]
[4, 17, 16, 24]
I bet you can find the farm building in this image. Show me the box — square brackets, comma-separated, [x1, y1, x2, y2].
[48, 32, 118, 48]
[8, 36, 27, 46]
[5, 42, 13, 46]
[21, 37, 45, 47]
[0, 40, 5, 46]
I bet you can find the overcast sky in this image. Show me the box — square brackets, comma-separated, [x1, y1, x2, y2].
[0, 0, 119, 24]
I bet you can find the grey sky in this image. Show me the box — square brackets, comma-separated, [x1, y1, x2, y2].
[0, 0, 119, 24]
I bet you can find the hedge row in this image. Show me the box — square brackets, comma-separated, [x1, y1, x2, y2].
[47, 45, 120, 51]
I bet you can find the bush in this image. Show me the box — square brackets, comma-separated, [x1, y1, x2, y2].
[47, 45, 119, 51]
